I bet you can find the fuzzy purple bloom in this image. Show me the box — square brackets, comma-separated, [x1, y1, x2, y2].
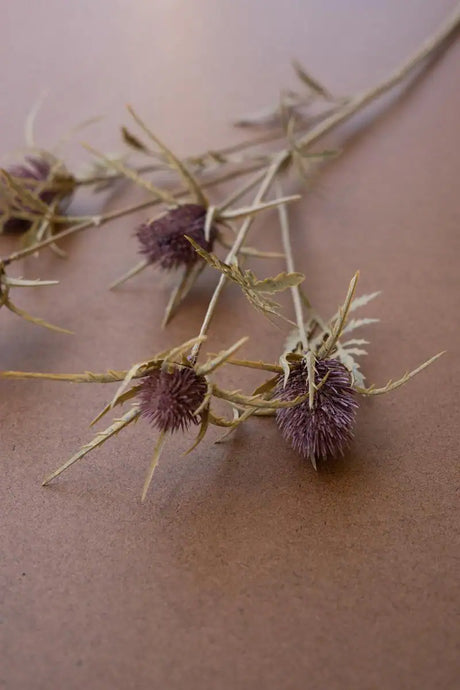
[136, 204, 215, 270]
[7, 156, 53, 189]
[275, 358, 358, 465]
[1, 156, 56, 233]
[138, 366, 207, 433]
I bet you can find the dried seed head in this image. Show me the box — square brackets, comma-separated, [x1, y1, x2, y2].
[136, 204, 215, 270]
[275, 358, 358, 466]
[138, 366, 207, 433]
[0, 154, 73, 234]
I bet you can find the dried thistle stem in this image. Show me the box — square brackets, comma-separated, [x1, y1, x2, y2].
[185, 7, 460, 362]
[73, 123, 303, 188]
[293, 4, 460, 155]
[5, 9, 458, 268]
[355, 351, 446, 396]
[3, 162, 266, 266]
[276, 181, 308, 350]
[190, 151, 288, 361]
[141, 431, 167, 503]
[42, 406, 141, 486]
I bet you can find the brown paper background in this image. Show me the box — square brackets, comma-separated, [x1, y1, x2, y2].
[1, 2, 459, 689]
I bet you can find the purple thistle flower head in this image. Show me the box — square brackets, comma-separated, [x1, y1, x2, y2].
[1, 154, 72, 234]
[275, 358, 358, 467]
[138, 366, 207, 433]
[136, 204, 216, 270]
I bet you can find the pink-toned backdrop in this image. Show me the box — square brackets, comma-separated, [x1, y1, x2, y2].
[1, 2, 459, 689]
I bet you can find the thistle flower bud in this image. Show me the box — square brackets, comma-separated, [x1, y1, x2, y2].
[275, 358, 358, 466]
[0, 154, 73, 234]
[136, 204, 215, 270]
[138, 366, 207, 433]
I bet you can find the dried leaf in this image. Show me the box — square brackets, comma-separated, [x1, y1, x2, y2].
[291, 60, 334, 100]
[219, 195, 300, 222]
[183, 408, 209, 455]
[343, 347, 368, 357]
[204, 205, 217, 242]
[3, 276, 59, 288]
[121, 126, 148, 152]
[196, 337, 248, 376]
[349, 291, 381, 313]
[251, 270, 304, 294]
[319, 271, 359, 358]
[342, 317, 379, 335]
[279, 351, 291, 386]
[162, 335, 207, 367]
[208, 411, 236, 428]
[0, 369, 130, 383]
[109, 259, 150, 291]
[108, 360, 150, 412]
[215, 406, 256, 443]
[42, 406, 141, 486]
[305, 350, 316, 409]
[355, 352, 445, 396]
[91, 384, 143, 426]
[186, 235, 303, 320]
[141, 431, 167, 502]
[233, 90, 305, 128]
[341, 338, 369, 347]
[252, 375, 279, 396]
[0, 169, 50, 214]
[162, 262, 205, 328]
[334, 349, 366, 388]
[213, 385, 308, 410]
[83, 143, 178, 206]
[5, 298, 72, 335]
[223, 358, 282, 374]
[127, 105, 208, 207]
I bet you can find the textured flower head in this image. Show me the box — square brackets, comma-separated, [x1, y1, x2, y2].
[1, 154, 72, 234]
[136, 203, 216, 270]
[275, 357, 358, 467]
[8, 155, 52, 185]
[138, 365, 207, 433]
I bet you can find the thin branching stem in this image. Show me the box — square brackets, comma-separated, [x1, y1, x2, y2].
[190, 151, 288, 361]
[276, 180, 308, 350]
[3, 162, 267, 266]
[293, 4, 460, 155]
[5, 10, 458, 267]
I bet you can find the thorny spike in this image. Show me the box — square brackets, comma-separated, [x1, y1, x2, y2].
[141, 432, 167, 502]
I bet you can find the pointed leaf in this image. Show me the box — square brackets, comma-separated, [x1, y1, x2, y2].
[127, 105, 208, 206]
[219, 195, 300, 221]
[141, 431, 167, 502]
[355, 352, 445, 396]
[42, 407, 141, 485]
[121, 126, 148, 152]
[91, 384, 143, 426]
[291, 60, 334, 100]
[342, 317, 379, 334]
[162, 262, 205, 328]
[252, 270, 304, 294]
[83, 143, 177, 206]
[183, 409, 209, 455]
[6, 298, 72, 335]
